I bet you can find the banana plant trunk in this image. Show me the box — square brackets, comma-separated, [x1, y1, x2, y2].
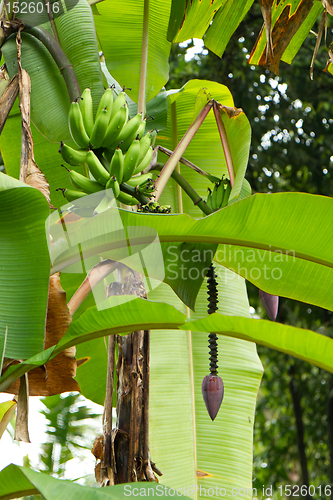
[98, 268, 161, 485]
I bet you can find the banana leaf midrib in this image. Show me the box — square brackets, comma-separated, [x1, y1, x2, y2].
[50, 230, 333, 273]
[53, 321, 186, 355]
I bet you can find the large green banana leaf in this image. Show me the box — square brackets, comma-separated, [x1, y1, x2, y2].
[2, 0, 104, 142]
[101, 61, 168, 131]
[158, 80, 251, 208]
[0, 173, 50, 359]
[167, 0, 254, 59]
[2, 289, 333, 390]
[0, 464, 183, 499]
[94, 0, 172, 104]
[166, 0, 323, 70]
[48, 192, 333, 312]
[2, 33, 71, 141]
[54, 0, 105, 112]
[0, 110, 76, 208]
[148, 266, 263, 497]
[184, 314, 333, 374]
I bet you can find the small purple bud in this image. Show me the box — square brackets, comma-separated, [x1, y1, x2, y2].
[259, 289, 279, 321]
[201, 374, 224, 421]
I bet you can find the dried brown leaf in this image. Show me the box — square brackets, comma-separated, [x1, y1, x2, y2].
[321, 0, 333, 15]
[16, 27, 50, 204]
[259, 0, 274, 66]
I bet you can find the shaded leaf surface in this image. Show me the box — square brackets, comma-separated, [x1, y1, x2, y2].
[49, 192, 333, 311]
[94, 0, 172, 104]
[0, 174, 50, 359]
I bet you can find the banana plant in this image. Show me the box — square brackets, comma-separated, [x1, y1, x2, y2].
[0, 0, 332, 498]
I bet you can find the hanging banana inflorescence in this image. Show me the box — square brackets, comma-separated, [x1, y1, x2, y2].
[201, 264, 224, 421]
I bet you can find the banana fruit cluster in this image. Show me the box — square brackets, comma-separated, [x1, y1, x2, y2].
[206, 178, 231, 211]
[59, 88, 156, 208]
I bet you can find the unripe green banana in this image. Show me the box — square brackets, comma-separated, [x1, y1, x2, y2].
[95, 87, 114, 122]
[86, 150, 110, 185]
[69, 101, 90, 149]
[68, 170, 104, 194]
[149, 129, 157, 147]
[116, 113, 143, 152]
[206, 188, 213, 211]
[221, 181, 231, 208]
[79, 88, 94, 137]
[110, 148, 124, 184]
[116, 190, 138, 206]
[105, 175, 120, 198]
[57, 188, 88, 202]
[136, 120, 146, 140]
[126, 173, 153, 187]
[89, 108, 110, 149]
[215, 181, 225, 209]
[110, 91, 127, 120]
[102, 105, 128, 148]
[122, 139, 140, 182]
[211, 183, 218, 210]
[138, 131, 153, 164]
[59, 141, 88, 166]
[132, 146, 153, 175]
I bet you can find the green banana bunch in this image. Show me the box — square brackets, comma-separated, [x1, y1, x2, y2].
[68, 88, 116, 150]
[114, 113, 143, 152]
[62, 88, 160, 213]
[206, 178, 231, 211]
[102, 105, 128, 148]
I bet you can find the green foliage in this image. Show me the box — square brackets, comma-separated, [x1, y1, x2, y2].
[38, 393, 101, 477]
